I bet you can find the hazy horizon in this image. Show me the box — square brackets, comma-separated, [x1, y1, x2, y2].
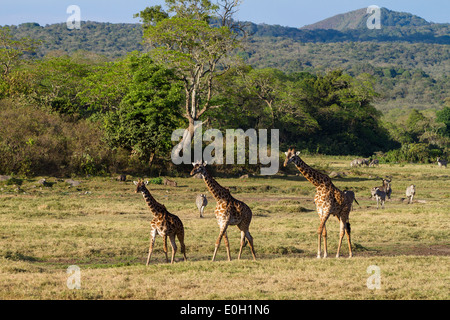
[1, 0, 449, 28]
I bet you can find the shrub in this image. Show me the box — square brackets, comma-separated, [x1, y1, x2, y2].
[148, 177, 163, 185]
[382, 143, 442, 163]
[0, 100, 113, 176]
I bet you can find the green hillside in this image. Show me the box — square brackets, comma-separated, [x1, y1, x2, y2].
[4, 8, 449, 111]
[7, 22, 144, 59]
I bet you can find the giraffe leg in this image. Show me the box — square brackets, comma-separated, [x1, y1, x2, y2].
[177, 231, 187, 261]
[336, 220, 345, 258]
[245, 230, 256, 261]
[322, 225, 328, 258]
[317, 216, 329, 259]
[223, 231, 231, 261]
[163, 235, 169, 263]
[168, 235, 177, 264]
[345, 221, 353, 258]
[212, 224, 228, 262]
[238, 231, 245, 260]
[146, 229, 157, 266]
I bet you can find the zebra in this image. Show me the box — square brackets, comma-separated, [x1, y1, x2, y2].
[375, 178, 392, 200]
[406, 185, 416, 204]
[371, 187, 386, 209]
[196, 194, 208, 218]
[437, 157, 447, 168]
[351, 158, 370, 167]
[369, 159, 379, 167]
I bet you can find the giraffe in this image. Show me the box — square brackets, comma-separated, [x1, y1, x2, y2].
[284, 148, 353, 258]
[134, 180, 187, 265]
[190, 162, 256, 261]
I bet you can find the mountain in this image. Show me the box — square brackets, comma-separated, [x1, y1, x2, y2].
[244, 7, 449, 45]
[301, 7, 430, 30]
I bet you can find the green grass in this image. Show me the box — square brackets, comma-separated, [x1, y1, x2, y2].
[0, 156, 449, 299]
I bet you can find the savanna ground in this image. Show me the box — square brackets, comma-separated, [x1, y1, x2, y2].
[0, 156, 449, 300]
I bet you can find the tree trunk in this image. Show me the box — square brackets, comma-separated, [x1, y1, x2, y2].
[148, 152, 155, 168]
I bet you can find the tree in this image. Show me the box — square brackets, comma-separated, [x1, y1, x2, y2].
[103, 54, 184, 168]
[78, 53, 135, 114]
[236, 67, 319, 142]
[436, 106, 450, 137]
[0, 26, 40, 77]
[0, 26, 41, 98]
[23, 55, 94, 115]
[406, 109, 429, 141]
[135, 0, 244, 139]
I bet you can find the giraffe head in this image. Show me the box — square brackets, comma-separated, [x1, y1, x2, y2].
[283, 147, 300, 167]
[190, 161, 208, 177]
[133, 180, 149, 193]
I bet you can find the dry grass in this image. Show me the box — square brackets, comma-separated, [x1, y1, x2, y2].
[0, 156, 449, 300]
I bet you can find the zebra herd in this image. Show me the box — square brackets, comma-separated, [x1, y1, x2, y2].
[351, 157, 447, 169]
[370, 179, 416, 209]
[350, 158, 379, 167]
[349, 156, 446, 209]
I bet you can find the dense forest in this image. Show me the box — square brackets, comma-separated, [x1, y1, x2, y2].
[0, 1, 449, 177]
[6, 12, 450, 111]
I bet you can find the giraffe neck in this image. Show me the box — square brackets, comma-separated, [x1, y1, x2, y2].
[202, 170, 230, 202]
[293, 157, 331, 188]
[141, 187, 165, 215]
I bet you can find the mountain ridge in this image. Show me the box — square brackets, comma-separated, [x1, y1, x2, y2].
[300, 7, 432, 31]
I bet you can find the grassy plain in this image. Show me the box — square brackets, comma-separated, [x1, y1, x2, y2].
[0, 156, 449, 300]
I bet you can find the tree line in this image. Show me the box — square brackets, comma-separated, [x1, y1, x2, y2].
[0, 0, 449, 177]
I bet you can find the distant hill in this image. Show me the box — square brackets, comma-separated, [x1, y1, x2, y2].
[6, 21, 144, 59]
[4, 7, 450, 61]
[301, 7, 430, 30]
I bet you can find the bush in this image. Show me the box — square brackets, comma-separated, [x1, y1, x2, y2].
[148, 177, 163, 185]
[382, 143, 442, 163]
[0, 100, 113, 176]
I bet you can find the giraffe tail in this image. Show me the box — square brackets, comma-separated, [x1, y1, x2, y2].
[345, 222, 351, 234]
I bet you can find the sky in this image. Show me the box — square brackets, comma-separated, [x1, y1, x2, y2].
[1, 0, 449, 28]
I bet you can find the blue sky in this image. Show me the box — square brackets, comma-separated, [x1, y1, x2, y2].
[1, 0, 449, 27]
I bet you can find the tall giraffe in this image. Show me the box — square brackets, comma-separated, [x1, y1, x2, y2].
[134, 180, 187, 265]
[190, 162, 256, 261]
[284, 148, 353, 258]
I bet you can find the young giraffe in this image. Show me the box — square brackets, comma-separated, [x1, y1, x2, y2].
[284, 148, 353, 258]
[134, 180, 187, 265]
[190, 162, 256, 261]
